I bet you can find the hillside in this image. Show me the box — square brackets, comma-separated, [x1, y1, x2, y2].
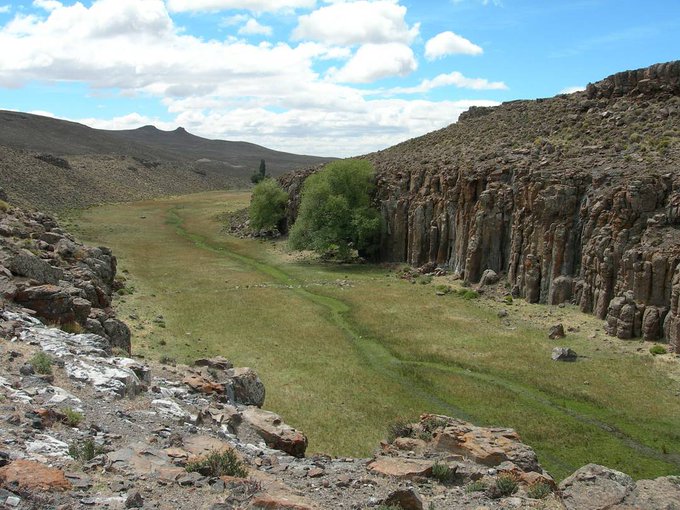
[0, 110, 332, 211]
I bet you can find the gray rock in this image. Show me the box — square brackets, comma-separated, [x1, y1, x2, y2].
[125, 489, 144, 508]
[560, 464, 635, 510]
[6, 249, 64, 285]
[479, 269, 500, 286]
[104, 318, 132, 354]
[227, 367, 265, 408]
[548, 323, 566, 339]
[383, 488, 424, 510]
[549, 276, 573, 305]
[552, 347, 577, 362]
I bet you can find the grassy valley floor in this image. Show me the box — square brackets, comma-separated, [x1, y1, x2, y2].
[67, 191, 680, 482]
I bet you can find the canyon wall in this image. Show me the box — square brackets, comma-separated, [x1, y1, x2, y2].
[284, 62, 680, 349]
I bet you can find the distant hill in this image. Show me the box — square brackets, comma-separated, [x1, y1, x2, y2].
[0, 110, 333, 211]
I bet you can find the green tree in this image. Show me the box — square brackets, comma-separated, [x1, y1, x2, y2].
[249, 178, 289, 231]
[251, 159, 267, 184]
[289, 159, 381, 260]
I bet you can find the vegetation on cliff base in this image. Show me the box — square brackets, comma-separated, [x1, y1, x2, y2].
[289, 159, 381, 260]
[249, 178, 288, 231]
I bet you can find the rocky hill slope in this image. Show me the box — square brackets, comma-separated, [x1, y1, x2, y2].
[0, 110, 333, 211]
[1, 203, 679, 509]
[282, 61, 680, 351]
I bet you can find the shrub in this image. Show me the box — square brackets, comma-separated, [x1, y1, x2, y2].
[431, 461, 457, 483]
[465, 480, 487, 493]
[31, 352, 53, 375]
[434, 284, 451, 294]
[455, 289, 479, 300]
[387, 418, 413, 443]
[0, 200, 9, 212]
[249, 178, 289, 231]
[289, 160, 381, 260]
[185, 448, 247, 478]
[62, 408, 83, 427]
[650, 345, 667, 355]
[69, 438, 105, 461]
[60, 322, 84, 334]
[495, 473, 519, 496]
[527, 481, 553, 499]
[503, 295, 513, 305]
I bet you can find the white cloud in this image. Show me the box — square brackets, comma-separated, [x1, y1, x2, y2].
[425, 31, 482, 60]
[238, 18, 272, 36]
[330, 43, 417, 83]
[0, 0, 505, 156]
[167, 0, 315, 13]
[559, 85, 585, 94]
[383, 71, 507, 94]
[32, 0, 62, 11]
[0, 5, 11, 14]
[293, 1, 419, 45]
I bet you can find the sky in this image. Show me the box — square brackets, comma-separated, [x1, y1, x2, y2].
[0, 1, 678, 157]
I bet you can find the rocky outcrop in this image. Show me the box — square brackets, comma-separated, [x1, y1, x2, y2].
[284, 62, 680, 349]
[0, 203, 130, 352]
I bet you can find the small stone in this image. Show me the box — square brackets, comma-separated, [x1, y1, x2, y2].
[497, 309, 508, 318]
[125, 489, 144, 508]
[552, 347, 578, 362]
[5, 496, 20, 507]
[19, 363, 35, 376]
[307, 467, 324, 478]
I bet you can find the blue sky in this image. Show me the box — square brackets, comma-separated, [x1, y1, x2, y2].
[0, 0, 678, 156]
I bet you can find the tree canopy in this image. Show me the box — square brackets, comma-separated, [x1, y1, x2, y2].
[289, 159, 381, 259]
[249, 178, 289, 231]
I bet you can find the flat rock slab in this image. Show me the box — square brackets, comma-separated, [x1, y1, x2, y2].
[0, 460, 71, 492]
[367, 457, 433, 479]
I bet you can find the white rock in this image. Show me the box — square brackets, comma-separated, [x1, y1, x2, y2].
[25, 434, 70, 461]
[66, 359, 140, 397]
[151, 399, 189, 421]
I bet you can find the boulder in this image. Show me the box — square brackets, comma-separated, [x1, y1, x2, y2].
[383, 488, 424, 510]
[552, 347, 578, 362]
[548, 323, 566, 339]
[14, 285, 75, 323]
[195, 356, 233, 371]
[479, 269, 500, 286]
[240, 407, 307, 458]
[549, 276, 573, 305]
[0, 277, 17, 300]
[228, 367, 265, 407]
[5, 249, 64, 284]
[0, 460, 72, 492]
[104, 318, 132, 353]
[559, 464, 635, 510]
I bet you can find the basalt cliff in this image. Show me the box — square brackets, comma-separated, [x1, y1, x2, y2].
[284, 61, 680, 350]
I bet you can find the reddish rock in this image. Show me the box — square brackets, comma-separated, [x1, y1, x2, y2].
[0, 460, 72, 492]
[14, 285, 75, 324]
[250, 495, 314, 510]
[367, 457, 433, 479]
[241, 408, 307, 458]
[183, 374, 225, 395]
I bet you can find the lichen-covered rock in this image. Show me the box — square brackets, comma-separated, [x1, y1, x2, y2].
[228, 367, 265, 408]
[559, 464, 636, 510]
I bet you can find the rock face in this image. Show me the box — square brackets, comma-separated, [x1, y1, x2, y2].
[284, 62, 680, 350]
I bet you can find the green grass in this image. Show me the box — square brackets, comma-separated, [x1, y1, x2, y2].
[70, 190, 680, 481]
[185, 449, 247, 478]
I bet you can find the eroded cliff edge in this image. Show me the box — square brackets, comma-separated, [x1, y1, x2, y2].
[283, 61, 680, 350]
